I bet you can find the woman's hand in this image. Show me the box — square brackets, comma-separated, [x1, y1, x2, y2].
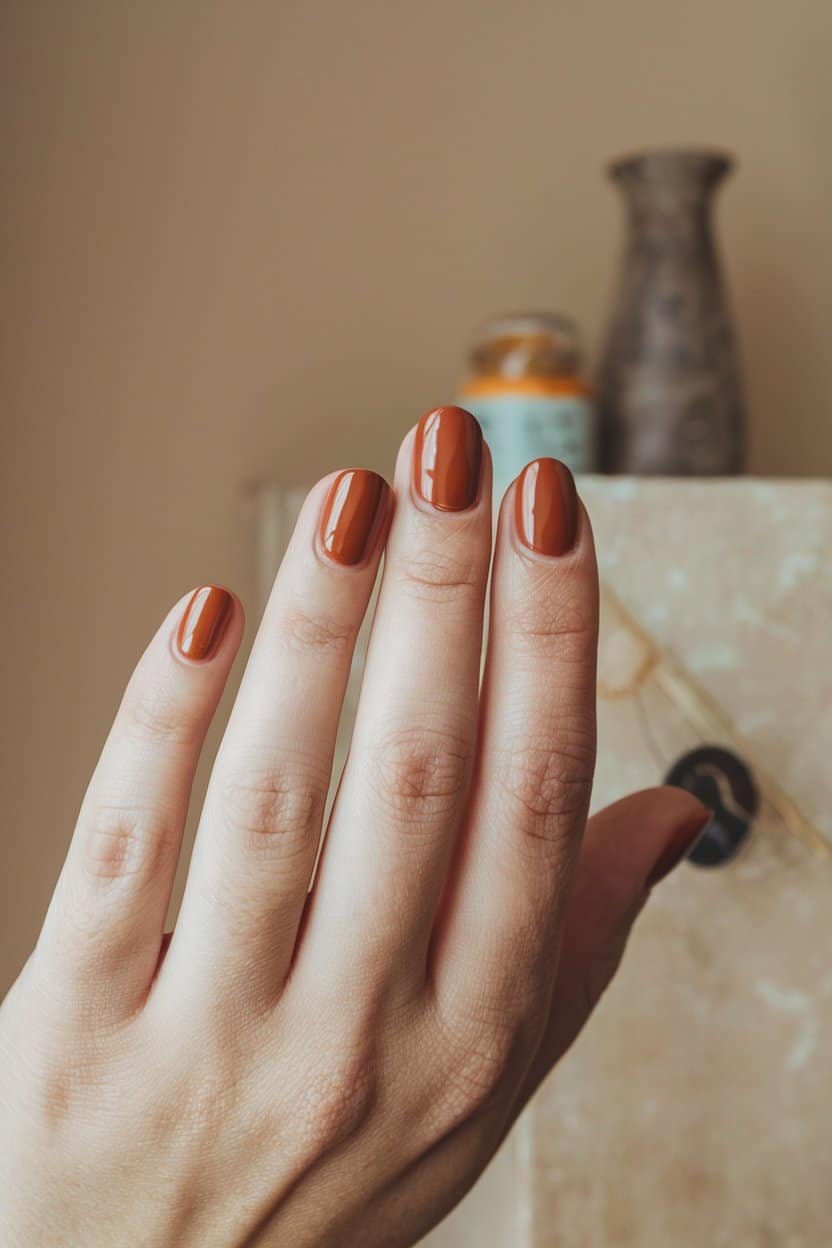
[0, 408, 708, 1247]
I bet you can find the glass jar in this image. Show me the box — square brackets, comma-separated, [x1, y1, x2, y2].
[458, 313, 597, 501]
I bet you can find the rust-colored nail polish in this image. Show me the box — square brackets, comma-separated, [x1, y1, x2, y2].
[515, 457, 579, 556]
[646, 809, 713, 886]
[413, 405, 483, 512]
[320, 469, 387, 566]
[176, 586, 234, 661]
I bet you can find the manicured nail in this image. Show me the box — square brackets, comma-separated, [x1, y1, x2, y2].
[176, 586, 234, 661]
[646, 809, 713, 886]
[319, 469, 387, 566]
[515, 457, 579, 556]
[413, 405, 483, 512]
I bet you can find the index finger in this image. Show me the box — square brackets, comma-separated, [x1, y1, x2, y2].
[431, 458, 599, 1031]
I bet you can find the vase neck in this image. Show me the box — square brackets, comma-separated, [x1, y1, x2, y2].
[610, 149, 732, 236]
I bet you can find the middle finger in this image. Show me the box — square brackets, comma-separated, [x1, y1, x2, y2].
[294, 407, 490, 998]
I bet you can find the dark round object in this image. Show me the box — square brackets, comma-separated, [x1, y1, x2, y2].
[664, 745, 758, 867]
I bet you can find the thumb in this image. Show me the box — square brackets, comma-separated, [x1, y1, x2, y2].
[519, 786, 711, 1101]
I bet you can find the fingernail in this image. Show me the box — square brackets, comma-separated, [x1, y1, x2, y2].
[413, 405, 483, 512]
[176, 586, 234, 661]
[319, 469, 387, 566]
[515, 457, 579, 556]
[646, 809, 713, 886]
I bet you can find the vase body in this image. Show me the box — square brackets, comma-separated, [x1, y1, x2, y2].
[598, 150, 745, 474]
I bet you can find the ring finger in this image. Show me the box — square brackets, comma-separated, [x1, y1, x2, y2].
[160, 468, 390, 1011]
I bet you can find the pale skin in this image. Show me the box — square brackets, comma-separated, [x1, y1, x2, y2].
[0, 417, 708, 1247]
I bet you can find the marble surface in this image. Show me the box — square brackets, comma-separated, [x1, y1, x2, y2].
[519, 814, 832, 1246]
[584, 478, 832, 850]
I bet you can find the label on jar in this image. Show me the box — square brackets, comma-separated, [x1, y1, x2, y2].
[458, 381, 597, 502]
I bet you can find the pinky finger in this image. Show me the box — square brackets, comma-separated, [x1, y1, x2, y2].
[32, 586, 242, 1026]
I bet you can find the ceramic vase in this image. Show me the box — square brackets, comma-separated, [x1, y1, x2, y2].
[598, 149, 745, 474]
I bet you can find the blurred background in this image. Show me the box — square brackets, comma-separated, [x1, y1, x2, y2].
[2, 0, 831, 990]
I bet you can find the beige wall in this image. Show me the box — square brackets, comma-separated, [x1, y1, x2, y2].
[2, 0, 831, 989]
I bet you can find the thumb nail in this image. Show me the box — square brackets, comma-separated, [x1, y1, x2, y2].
[646, 808, 713, 887]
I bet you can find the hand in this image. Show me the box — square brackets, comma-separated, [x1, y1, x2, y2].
[0, 408, 708, 1247]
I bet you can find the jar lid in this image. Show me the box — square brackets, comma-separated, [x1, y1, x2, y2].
[470, 312, 581, 373]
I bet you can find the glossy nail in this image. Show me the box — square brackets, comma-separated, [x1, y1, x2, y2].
[177, 586, 234, 661]
[413, 405, 483, 512]
[515, 457, 579, 556]
[646, 809, 713, 886]
[320, 469, 387, 566]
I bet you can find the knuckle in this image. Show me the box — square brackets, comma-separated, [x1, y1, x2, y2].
[499, 731, 595, 846]
[219, 758, 326, 858]
[34, 1063, 77, 1128]
[122, 682, 195, 747]
[395, 545, 482, 604]
[297, 1040, 378, 1156]
[276, 605, 358, 655]
[371, 725, 470, 825]
[180, 1058, 238, 1143]
[152, 1043, 239, 1152]
[506, 587, 596, 662]
[443, 1043, 508, 1125]
[433, 1010, 519, 1128]
[82, 803, 174, 883]
[0, 1025, 75, 1129]
[28, 1059, 102, 1136]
